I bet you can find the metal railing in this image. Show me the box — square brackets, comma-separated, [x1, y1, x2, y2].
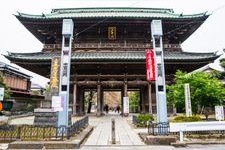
[148, 122, 169, 135]
[132, 115, 138, 125]
[0, 116, 88, 141]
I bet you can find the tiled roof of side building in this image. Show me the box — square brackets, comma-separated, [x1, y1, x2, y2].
[16, 7, 208, 19]
[0, 61, 32, 79]
[4, 51, 219, 63]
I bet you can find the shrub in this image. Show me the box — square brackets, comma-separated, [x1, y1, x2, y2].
[136, 114, 154, 127]
[172, 115, 201, 122]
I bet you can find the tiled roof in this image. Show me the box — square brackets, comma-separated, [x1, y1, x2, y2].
[5, 51, 219, 63]
[0, 61, 32, 79]
[16, 7, 208, 19]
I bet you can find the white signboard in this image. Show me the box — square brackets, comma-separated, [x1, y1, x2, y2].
[52, 96, 63, 111]
[123, 97, 129, 114]
[215, 106, 224, 121]
[0, 88, 4, 101]
[184, 83, 192, 117]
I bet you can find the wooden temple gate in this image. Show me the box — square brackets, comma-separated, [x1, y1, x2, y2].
[5, 7, 219, 117]
[72, 72, 155, 116]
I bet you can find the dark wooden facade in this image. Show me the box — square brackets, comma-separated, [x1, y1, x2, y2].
[5, 8, 219, 115]
[0, 62, 44, 111]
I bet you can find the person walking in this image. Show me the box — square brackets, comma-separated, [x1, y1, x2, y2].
[116, 105, 120, 113]
[104, 104, 109, 114]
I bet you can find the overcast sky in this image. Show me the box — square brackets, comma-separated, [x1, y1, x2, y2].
[0, 0, 225, 87]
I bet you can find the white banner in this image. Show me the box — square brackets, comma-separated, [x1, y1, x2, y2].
[0, 88, 4, 101]
[52, 96, 63, 111]
[184, 83, 192, 117]
[215, 106, 224, 121]
[123, 97, 129, 114]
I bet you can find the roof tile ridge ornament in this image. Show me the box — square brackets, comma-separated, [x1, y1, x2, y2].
[51, 7, 174, 13]
[15, 11, 44, 18]
[16, 11, 21, 16]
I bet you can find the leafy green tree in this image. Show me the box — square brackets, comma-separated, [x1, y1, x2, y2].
[218, 58, 225, 79]
[85, 90, 95, 113]
[129, 91, 140, 113]
[220, 58, 225, 68]
[0, 73, 11, 99]
[167, 70, 225, 115]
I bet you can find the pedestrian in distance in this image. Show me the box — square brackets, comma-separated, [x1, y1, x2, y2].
[104, 104, 109, 114]
[116, 105, 120, 113]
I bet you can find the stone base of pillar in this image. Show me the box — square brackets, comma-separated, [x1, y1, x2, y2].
[77, 112, 85, 116]
[71, 114, 77, 117]
[34, 108, 73, 127]
[96, 112, 102, 117]
[123, 113, 129, 117]
[34, 108, 58, 127]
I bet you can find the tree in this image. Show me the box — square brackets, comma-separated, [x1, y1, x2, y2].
[85, 90, 95, 113]
[218, 58, 225, 79]
[210, 58, 225, 80]
[0, 73, 11, 99]
[167, 70, 225, 117]
[220, 58, 225, 68]
[128, 91, 140, 113]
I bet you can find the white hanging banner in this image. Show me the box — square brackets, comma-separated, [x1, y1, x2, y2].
[215, 106, 224, 121]
[0, 88, 4, 101]
[52, 96, 63, 112]
[184, 83, 192, 117]
[123, 97, 129, 114]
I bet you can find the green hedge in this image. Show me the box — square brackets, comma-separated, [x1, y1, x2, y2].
[136, 114, 154, 127]
[172, 115, 202, 122]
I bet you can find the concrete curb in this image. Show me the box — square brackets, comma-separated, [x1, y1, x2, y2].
[7, 125, 93, 149]
[8, 113, 34, 120]
[186, 140, 225, 144]
[171, 140, 225, 147]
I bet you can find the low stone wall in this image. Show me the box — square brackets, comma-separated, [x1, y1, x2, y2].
[145, 135, 176, 145]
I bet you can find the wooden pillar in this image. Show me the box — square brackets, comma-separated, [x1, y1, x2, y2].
[82, 89, 85, 115]
[121, 88, 124, 113]
[100, 87, 104, 114]
[141, 87, 146, 113]
[124, 82, 128, 97]
[97, 82, 101, 116]
[77, 88, 81, 115]
[148, 82, 153, 114]
[79, 88, 85, 115]
[72, 82, 77, 115]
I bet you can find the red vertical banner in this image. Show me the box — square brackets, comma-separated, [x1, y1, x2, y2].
[146, 49, 155, 81]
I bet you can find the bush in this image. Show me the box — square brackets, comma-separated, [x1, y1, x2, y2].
[172, 115, 201, 122]
[136, 114, 154, 127]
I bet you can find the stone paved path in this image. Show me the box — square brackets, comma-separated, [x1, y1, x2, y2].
[84, 112, 145, 146]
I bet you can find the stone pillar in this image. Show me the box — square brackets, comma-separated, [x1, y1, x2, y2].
[97, 83, 101, 116]
[72, 82, 77, 115]
[148, 82, 153, 114]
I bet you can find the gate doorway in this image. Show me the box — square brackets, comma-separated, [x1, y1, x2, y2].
[103, 91, 121, 114]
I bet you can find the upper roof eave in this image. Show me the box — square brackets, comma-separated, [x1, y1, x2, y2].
[4, 51, 219, 63]
[15, 7, 209, 20]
